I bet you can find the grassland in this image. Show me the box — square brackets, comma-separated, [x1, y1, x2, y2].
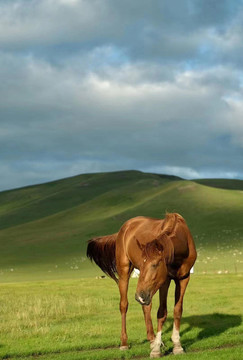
[0, 275, 242, 360]
[0, 170, 242, 281]
[0, 170, 242, 359]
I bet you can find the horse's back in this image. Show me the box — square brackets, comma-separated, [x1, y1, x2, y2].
[118, 216, 163, 245]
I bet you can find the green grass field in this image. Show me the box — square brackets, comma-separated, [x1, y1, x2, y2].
[0, 275, 242, 360]
[0, 170, 242, 359]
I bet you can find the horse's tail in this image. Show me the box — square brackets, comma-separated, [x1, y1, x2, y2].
[86, 233, 118, 283]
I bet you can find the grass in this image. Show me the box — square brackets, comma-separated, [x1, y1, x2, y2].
[194, 178, 243, 191]
[0, 274, 242, 359]
[0, 171, 242, 359]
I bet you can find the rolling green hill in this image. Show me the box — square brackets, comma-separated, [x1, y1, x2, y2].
[194, 178, 243, 191]
[0, 170, 242, 282]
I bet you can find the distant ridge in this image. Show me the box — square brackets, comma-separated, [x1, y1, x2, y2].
[0, 170, 182, 194]
[2, 169, 243, 194]
[194, 178, 243, 191]
[0, 170, 180, 230]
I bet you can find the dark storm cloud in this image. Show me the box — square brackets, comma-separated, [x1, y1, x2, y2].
[0, 0, 243, 190]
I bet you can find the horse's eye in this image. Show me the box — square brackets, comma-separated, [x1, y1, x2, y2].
[152, 263, 158, 269]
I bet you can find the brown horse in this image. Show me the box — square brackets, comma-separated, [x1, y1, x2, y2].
[87, 213, 197, 357]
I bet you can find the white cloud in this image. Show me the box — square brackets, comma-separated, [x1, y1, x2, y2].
[221, 97, 243, 148]
[0, 53, 242, 163]
[145, 166, 201, 179]
[0, 0, 98, 47]
[0, 0, 242, 70]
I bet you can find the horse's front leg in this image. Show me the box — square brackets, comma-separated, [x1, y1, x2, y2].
[150, 277, 171, 358]
[142, 303, 155, 342]
[172, 276, 190, 355]
[118, 266, 131, 350]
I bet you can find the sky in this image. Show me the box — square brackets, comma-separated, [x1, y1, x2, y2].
[1, 0, 243, 191]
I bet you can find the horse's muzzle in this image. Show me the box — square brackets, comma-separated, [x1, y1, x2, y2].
[135, 291, 151, 306]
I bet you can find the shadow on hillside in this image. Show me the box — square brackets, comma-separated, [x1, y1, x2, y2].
[164, 313, 241, 351]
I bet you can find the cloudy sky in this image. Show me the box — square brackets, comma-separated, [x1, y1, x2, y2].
[1, 0, 243, 191]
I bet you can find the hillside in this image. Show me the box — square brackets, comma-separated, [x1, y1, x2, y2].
[0, 170, 242, 281]
[194, 178, 243, 191]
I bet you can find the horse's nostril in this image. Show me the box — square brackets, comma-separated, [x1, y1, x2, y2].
[135, 291, 151, 305]
[135, 293, 145, 304]
[135, 293, 143, 303]
[142, 292, 151, 305]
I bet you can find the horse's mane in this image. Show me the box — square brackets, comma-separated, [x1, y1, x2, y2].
[144, 213, 183, 264]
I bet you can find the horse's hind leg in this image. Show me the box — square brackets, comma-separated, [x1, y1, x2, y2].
[150, 277, 171, 358]
[172, 276, 190, 355]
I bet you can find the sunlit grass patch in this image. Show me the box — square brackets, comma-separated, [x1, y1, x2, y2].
[0, 275, 242, 359]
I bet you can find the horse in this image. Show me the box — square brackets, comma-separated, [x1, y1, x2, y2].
[87, 213, 197, 357]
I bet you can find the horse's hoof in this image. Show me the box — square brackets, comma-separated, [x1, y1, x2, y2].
[150, 350, 161, 358]
[173, 346, 184, 355]
[120, 345, 129, 350]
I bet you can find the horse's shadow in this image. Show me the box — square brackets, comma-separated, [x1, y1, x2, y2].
[164, 313, 241, 350]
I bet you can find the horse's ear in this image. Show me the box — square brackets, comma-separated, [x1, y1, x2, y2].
[136, 238, 144, 251]
[154, 239, 164, 254]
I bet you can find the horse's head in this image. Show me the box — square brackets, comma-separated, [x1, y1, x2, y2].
[135, 238, 168, 306]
